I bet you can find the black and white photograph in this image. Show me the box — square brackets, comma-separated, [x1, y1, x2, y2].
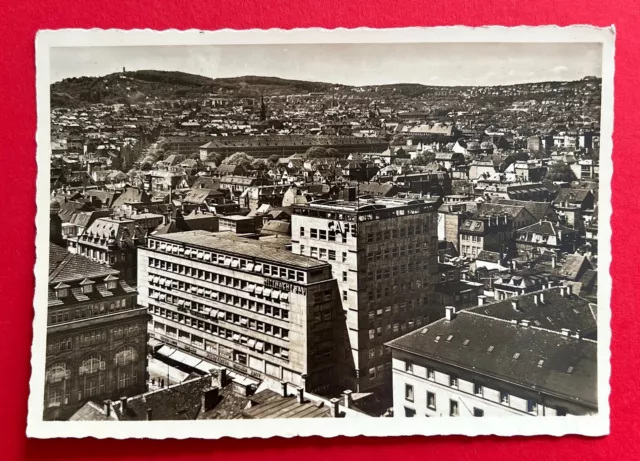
[28, 27, 614, 439]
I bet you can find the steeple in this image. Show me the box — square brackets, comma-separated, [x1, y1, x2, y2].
[260, 94, 267, 121]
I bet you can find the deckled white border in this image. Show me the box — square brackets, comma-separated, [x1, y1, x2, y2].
[29, 26, 614, 439]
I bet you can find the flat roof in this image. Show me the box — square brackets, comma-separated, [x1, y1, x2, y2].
[151, 230, 327, 270]
[295, 196, 440, 214]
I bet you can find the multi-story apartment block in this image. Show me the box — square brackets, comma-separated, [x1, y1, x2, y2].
[45, 245, 147, 421]
[459, 214, 513, 258]
[137, 230, 344, 392]
[388, 304, 597, 418]
[291, 197, 441, 392]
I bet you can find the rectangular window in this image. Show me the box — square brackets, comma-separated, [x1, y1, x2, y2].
[405, 360, 413, 373]
[527, 399, 538, 414]
[500, 391, 510, 405]
[311, 229, 318, 239]
[474, 383, 483, 397]
[449, 400, 459, 417]
[427, 367, 435, 380]
[342, 252, 347, 262]
[319, 230, 327, 240]
[300, 227, 305, 237]
[473, 408, 484, 417]
[342, 271, 347, 282]
[328, 250, 336, 261]
[404, 407, 416, 417]
[342, 291, 348, 301]
[427, 392, 436, 410]
[405, 384, 414, 402]
[449, 375, 459, 388]
[319, 248, 327, 259]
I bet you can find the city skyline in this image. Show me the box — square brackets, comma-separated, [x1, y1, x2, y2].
[50, 42, 602, 87]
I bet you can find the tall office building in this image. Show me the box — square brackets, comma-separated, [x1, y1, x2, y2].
[291, 197, 441, 392]
[137, 231, 344, 392]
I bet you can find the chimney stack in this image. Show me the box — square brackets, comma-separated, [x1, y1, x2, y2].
[520, 319, 530, 328]
[297, 387, 305, 404]
[551, 253, 557, 269]
[281, 381, 289, 398]
[477, 295, 486, 306]
[145, 408, 153, 421]
[566, 285, 573, 296]
[120, 396, 128, 412]
[511, 299, 520, 311]
[572, 330, 582, 340]
[561, 328, 570, 337]
[539, 292, 545, 304]
[533, 294, 539, 305]
[330, 398, 340, 418]
[445, 306, 456, 321]
[343, 389, 353, 409]
[104, 400, 111, 417]
[212, 368, 227, 389]
[202, 387, 220, 412]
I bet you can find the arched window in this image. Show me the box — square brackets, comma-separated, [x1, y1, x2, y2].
[79, 354, 105, 376]
[114, 347, 138, 367]
[46, 363, 70, 383]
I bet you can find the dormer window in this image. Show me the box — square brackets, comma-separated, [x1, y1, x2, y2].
[104, 274, 119, 290]
[79, 278, 95, 294]
[54, 282, 70, 299]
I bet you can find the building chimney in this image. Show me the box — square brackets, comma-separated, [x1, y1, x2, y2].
[551, 253, 557, 269]
[104, 400, 111, 417]
[120, 396, 128, 412]
[297, 387, 305, 404]
[520, 319, 530, 328]
[566, 285, 573, 296]
[561, 328, 570, 337]
[343, 389, 353, 409]
[330, 398, 340, 417]
[533, 294, 539, 305]
[281, 381, 289, 398]
[539, 292, 545, 304]
[212, 368, 227, 388]
[445, 306, 456, 321]
[201, 387, 220, 412]
[511, 299, 520, 311]
[477, 295, 486, 306]
[145, 408, 153, 421]
[572, 330, 582, 340]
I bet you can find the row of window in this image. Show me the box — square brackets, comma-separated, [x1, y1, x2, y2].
[47, 324, 142, 355]
[365, 222, 432, 243]
[45, 368, 139, 409]
[46, 348, 139, 385]
[148, 260, 292, 305]
[460, 234, 482, 242]
[49, 298, 131, 325]
[303, 246, 346, 263]
[148, 276, 290, 321]
[148, 241, 308, 282]
[366, 242, 433, 263]
[302, 227, 350, 243]
[367, 281, 430, 302]
[402, 362, 566, 415]
[153, 320, 290, 361]
[150, 301, 290, 341]
[367, 262, 430, 280]
[368, 362, 392, 380]
[368, 317, 423, 340]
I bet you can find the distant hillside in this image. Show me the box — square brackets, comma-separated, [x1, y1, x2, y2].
[50, 70, 342, 108]
[50, 70, 601, 108]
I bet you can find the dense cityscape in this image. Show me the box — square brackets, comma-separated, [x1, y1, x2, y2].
[44, 69, 600, 421]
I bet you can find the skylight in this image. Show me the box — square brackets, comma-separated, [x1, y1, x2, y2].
[463, 339, 470, 346]
[487, 345, 495, 353]
[537, 359, 545, 367]
[513, 353, 520, 360]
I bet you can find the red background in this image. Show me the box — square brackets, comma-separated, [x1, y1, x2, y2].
[0, 0, 637, 459]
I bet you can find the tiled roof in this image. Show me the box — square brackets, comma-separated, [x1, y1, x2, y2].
[516, 220, 575, 237]
[48, 244, 118, 284]
[557, 254, 593, 281]
[388, 310, 597, 407]
[154, 230, 327, 269]
[238, 390, 331, 419]
[495, 199, 557, 222]
[471, 287, 597, 334]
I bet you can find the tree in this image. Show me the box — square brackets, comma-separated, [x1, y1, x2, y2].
[251, 159, 269, 171]
[546, 161, 574, 182]
[222, 152, 254, 169]
[304, 146, 327, 158]
[410, 152, 437, 166]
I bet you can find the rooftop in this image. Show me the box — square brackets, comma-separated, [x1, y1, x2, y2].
[388, 310, 597, 407]
[294, 196, 440, 214]
[152, 230, 327, 270]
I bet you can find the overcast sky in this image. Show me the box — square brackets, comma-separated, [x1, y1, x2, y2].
[50, 42, 602, 87]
